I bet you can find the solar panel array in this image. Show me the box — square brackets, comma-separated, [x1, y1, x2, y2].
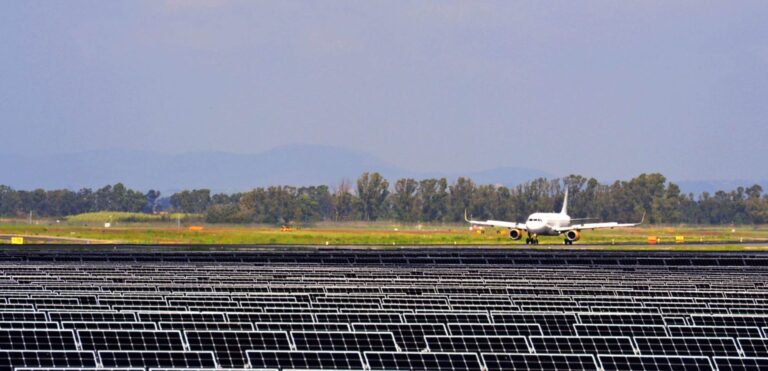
[0, 248, 768, 370]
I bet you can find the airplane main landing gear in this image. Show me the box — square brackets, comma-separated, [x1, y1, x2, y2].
[525, 235, 539, 245]
[563, 239, 573, 245]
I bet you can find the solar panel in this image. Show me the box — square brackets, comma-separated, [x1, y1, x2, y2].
[667, 325, 762, 338]
[578, 313, 665, 326]
[634, 336, 739, 357]
[351, 323, 447, 351]
[737, 338, 768, 357]
[0, 321, 60, 330]
[136, 311, 226, 323]
[691, 315, 768, 328]
[481, 352, 598, 371]
[447, 322, 543, 337]
[226, 312, 314, 323]
[0, 311, 47, 321]
[404, 312, 489, 324]
[598, 355, 714, 371]
[574, 324, 668, 337]
[253, 322, 350, 332]
[185, 331, 291, 368]
[77, 330, 186, 351]
[365, 351, 483, 371]
[663, 317, 688, 326]
[591, 306, 661, 313]
[99, 351, 218, 369]
[713, 356, 768, 371]
[246, 350, 364, 370]
[0, 351, 97, 369]
[424, 335, 530, 353]
[48, 312, 136, 322]
[60, 322, 157, 331]
[491, 312, 579, 335]
[530, 336, 636, 355]
[0, 330, 78, 350]
[312, 303, 380, 311]
[292, 331, 398, 352]
[159, 321, 255, 331]
[316, 312, 402, 323]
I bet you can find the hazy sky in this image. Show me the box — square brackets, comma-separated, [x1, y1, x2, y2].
[1, 1, 767, 181]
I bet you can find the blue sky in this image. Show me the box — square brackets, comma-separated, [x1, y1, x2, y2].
[1, 1, 767, 181]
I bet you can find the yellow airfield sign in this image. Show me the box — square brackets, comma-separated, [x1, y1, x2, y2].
[10, 237, 24, 245]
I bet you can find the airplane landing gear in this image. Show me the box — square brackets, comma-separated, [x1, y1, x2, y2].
[563, 239, 573, 245]
[525, 235, 539, 245]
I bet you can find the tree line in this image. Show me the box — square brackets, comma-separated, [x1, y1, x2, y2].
[1, 173, 767, 225]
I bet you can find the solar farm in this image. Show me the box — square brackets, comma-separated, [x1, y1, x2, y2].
[0, 247, 767, 370]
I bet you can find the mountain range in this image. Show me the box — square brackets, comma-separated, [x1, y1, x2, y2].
[0, 145, 551, 194]
[1, 144, 764, 196]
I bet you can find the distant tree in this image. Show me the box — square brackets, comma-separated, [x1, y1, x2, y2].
[356, 172, 389, 221]
[391, 178, 420, 222]
[144, 190, 161, 213]
[418, 178, 448, 222]
[0, 185, 21, 216]
[170, 189, 211, 214]
[331, 179, 356, 221]
[448, 177, 475, 222]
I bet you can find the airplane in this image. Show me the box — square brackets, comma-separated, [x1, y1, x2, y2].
[465, 190, 644, 245]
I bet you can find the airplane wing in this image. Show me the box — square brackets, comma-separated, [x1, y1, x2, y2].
[464, 210, 526, 230]
[553, 212, 645, 233]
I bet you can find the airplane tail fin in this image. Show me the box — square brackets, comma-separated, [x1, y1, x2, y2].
[560, 189, 568, 215]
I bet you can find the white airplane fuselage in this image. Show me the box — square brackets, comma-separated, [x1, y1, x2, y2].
[525, 212, 571, 236]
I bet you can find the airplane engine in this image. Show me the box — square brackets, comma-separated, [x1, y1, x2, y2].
[508, 229, 524, 240]
[565, 230, 581, 242]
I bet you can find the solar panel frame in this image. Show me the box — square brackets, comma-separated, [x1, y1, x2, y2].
[447, 322, 543, 337]
[424, 335, 531, 353]
[351, 322, 448, 351]
[0, 351, 98, 369]
[365, 351, 483, 371]
[598, 354, 714, 371]
[316, 312, 403, 323]
[98, 350, 218, 369]
[481, 352, 599, 371]
[491, 311, 579, 336]
[185, 330, 292, 368]
[633, 336, 740, 357]
[60, 321, 157, 331]
[245, 350, 365, 370]
[136, 311, 226, 323]
[292, 331, 399, 352]
[574, 324, 669, 337]
[48, 311, 137, 322]
[404, 311, 490, 324]
[77, 330, 186, 352]
[0, 329, 79, 351]
[737, 337, 768, 357]
[530, 336, 637, 356]
[0, 321, 60, 330]
[226, 312, 314, 323]
[712, 356, 768, 371]
[667, 325, 762, 338]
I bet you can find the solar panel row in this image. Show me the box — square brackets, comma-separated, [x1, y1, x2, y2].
[1, 249, 768, 370]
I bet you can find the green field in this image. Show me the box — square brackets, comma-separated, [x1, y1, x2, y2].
[64, 212, 202, 224]
[1, 215, 768, 250]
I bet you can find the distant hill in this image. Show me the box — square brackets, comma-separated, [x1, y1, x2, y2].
[675, 179, 768, 196]
[0, 145, 552, 193]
